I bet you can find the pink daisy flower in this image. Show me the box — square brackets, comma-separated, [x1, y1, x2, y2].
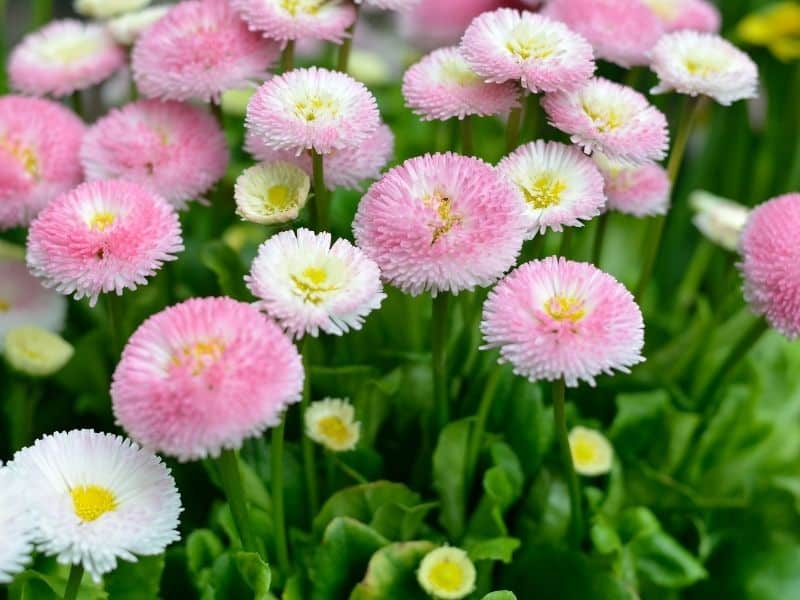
[481, 257, 645, 387]
[541, 77, 669, 165]
[498, 140, 606, 237]
[402, 46, 520, 121]
[353, 152, 527, 296]
[81, 100, 229, 210]
[739, 194, 800, 339]
[246, 228, 386, 338]
[400, 0, 508, 51]
[111, 297, 304, 461]
[460, 9, 595, 94]
[594, 154, 671, 217]
[230, 0, 356, 43]
[543, 0, 663, 68]
[132, 0, 280, 103]
[246, 67, 380, 156]
[9, 20, 125, 97]
[644, 0, 720, 33]
[0, 96, 85, 230]
[26, 180, 183, 307]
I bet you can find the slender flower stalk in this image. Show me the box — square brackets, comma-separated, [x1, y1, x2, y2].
[63, 564, 85, 600]
[337, 2, 362, 72]
[552, 378, 583, 549]
[281, 40, 295, 72]
[506, 106, 522, 152]
[591, 212, 609, 266]
[459, 117, 474, 156]
[270, 420, 291, 574]
[217, 449, 260, 554]
[466, 367, 503, 489]
[105, 293, 124, 358]
[311, 151, 329, 231]
[432, 293, 450, 430]
[300, 340, 320, 521]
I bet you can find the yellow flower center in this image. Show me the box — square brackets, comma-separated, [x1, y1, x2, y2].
[174, 339, 225, 375]
[88, 211, 116, 232]
[440, 59, 480, 86]
[266, 185, 293, 211]
[291, 266, 340, 305]
[71, 485, 117, 522]
[684, 55, 725, 77]
[506, 29, 554, 60]
[295, 95, 339, 121]
[317, 415, 351, 446]
[523, 173, 567, 209]
[0, 135, 40, 179]
[0, 298, 10, 312]
[427, 559, 465, 593]
[571, 437, 598, 466]
[280, 0, 324, 16]
[582, 101, 624, 133]
[40, 36, 100, 65]
[642, 0, 678, 20]
[544, 295, 586, 322]
[425, 190, 462, 244]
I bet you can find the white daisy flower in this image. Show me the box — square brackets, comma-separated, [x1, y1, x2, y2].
[75, 0, 151, 20]
[417, 546, 476, 600]
[568, 426, 614, 476]
[690, 190, 750, 251]
[0, 466, 34, 583]
[234, 162, 310, 225]
[304, 398, 361, 452]
[4, 326, 74, 377]
[107, 6, 170, 46]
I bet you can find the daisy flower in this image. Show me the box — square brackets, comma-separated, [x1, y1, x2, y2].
[568, 426, 614, 476]
[497, 140, 606, 238]
[81, 100, 229, 210]
[231, 0, 356, 44]
[643, 0, 720, 33]
[690, 190, 749, 251]
[650, 32, 759, 106]
[74, 0, 151, 19]
[417, 546, 476, 600]
[304, 398, 361, 452]
[0, 466, 34, 584]
[235, 162, 310, 224]
[246, 67, 380, 156]
[402, 46, 520, 121]
[460, 9, 595, 94]
[133, 0, 281, 103]
[542, 77, 669, 165]
[9, 430, 181, 582]
[107, 6, 171, 46]
[0, 96, 85, 230]
[26, 180, 183, 307]
[4, 326, 74, 377]
[739, 193, 800, 339]
[353, 153, 526, 296]
[594, 153, 671, 217]
[9, 20, 125, 97]
[247, 228, 386, 338]
[481, 257, 645, 387]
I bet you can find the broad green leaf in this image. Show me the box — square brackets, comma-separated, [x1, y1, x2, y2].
[630, 530, 707, 589]
[7, 568, 107, 600]
[104, 555, 165, 600]
[235, 552, 271, 599]
[370, 501, 438, 541]
[467, 443, 526, 539]
[432, 418, 472, 539]
[466, 537, 521, 563]
[514, 469, 570, 546]
[502, 377, 552, 479]
[481, 593, 517, 600]
[186, 529, 225, 577]
[201, 241, 249, 300]
[349, 541, 435, 600]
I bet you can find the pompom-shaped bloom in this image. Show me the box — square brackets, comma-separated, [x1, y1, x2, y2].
[569, 426, 614, 476]
[305, 398, 361, 452]
[594, 153, 671, 217]
[107, 6, 171, 46]
[4, 326, 74, 377]
[0, 467, 34, 583]
[402, 46, 519, 121]
[417, 546, 476, 600]
[354, 153, 526, 296]
[544, 0, 663, 68]
[739, 194, 800, 339]
[0, 96, 85, 229]
[247, 228, 386, 338]
[112, 298, 304, 460]
[81, 100, 229, 210]
[9, 430, 181, 581]
[74, 0, 151, 19]
[542, 77, 669, 165]
[9, 20, 125, 97]
[231, 0, 356, 44]
[246, 67, 380, 156]
[133, 0, 280, 103]
[498, 140, 606, 238]
[26, 180, 183, 307]
[644, 0, 720, 33]
[235, 162, 310, 224]
[650, 32, 759, 106]
[690, 190, 749, 251]
[460, 9, 595, 94]
[481, 257, 645, 387]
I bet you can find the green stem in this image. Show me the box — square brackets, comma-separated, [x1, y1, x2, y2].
[432, 293, 450, 431]
[505, 105, 523, 152]
[62, 564, 84, 600]
[520, 92, 539, 142]
[310, 150, 329, 231]
[558, 228, 573, 258]
[217, 449, 260, 554]
[281, 40, 296, 73]
[105, 293, 124, 358]
[674, 239, 715, 316]
[300, 339, 320, 524]
[336, 3, 361, 72]
[71, 92, 83, 120]
[520, 233, 546, 264]
[466, 368, 503, 490]
[271, 419, 291, 575]
[32, 0, 53, 28]
[331, 454, 368, 484]
[553, 378, 583, 549]
[9, 379, 40, 450]
[460, 116, 474, 156]
[0, 0, 8, 94]
[591, 212, 609, 266]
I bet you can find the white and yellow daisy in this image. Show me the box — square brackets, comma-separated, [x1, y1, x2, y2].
[234, 162, 310, 225]
[568, 426, 614, 476]
[107, 6, 170, 46]
[304, 398, 361, 452]
[690, 190, 750, 251]
[417, 546, 476, 600]
[4, 326, 74, 377]
[75, 0, 151, 19]
[0, 466, 34, 583]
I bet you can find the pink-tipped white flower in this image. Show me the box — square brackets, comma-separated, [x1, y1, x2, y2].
[739, 193, 800, 339]
[542, 77, 669, 165]
[133, 0, 280, 103]
[230, 0, 356, 43]
[460, 9, 595, 94]
[111, 297, 304, 461]
[650, 32, 759, 106]
[81, 100, 229, 210]
[9, 20, 125, 97]
[643, 0, 720, 33]
[26, 180, 183, 307]
[498, 140, 606, 238]
[0, 96, 85, 230]
[0, 467, 34, 583]
[594, 154, 671, 217]
[246, 228, 386, 338]
[353, 153, 526, 296]
[481, 257, 645, 387]
[690, 190, 749, 251]
[246, 67, 380, 156]
[402, 46, 519, 121]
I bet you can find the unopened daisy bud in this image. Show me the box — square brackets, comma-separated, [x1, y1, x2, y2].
[0, 467, 34, 583]
[235, 162, 310, 225]
[568, 426, 614, 476]
[305, 398, 360, 452]
[107, 6, 170, 46]
[231, 0, 356, 44]
[644, 0, 721, 33]
[4, 326, 74, 377]
[75, 0, 151, 19]
[417, 546, 476, 600]
[690, 190, 749, 251]
[595, 154, 671, 217]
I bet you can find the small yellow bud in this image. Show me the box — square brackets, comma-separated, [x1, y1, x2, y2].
[5, 326, 74, 377]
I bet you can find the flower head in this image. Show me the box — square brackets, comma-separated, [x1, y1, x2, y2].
[26, 180, 183, 307]
[402, 46, 519, 121]
[231, 0, 356, 43]
[417, 546, 476, 600]
[594, 154, 671, 217]
[0, 467, 34, 583]
[246, 67, 380, 156]
[569, 426, 613, 476]
[542, 77, 669, 165]
[650, 32, 759, 106]
[107, 6, 171, 46]
[81, 100, 229, 210]
[235, 162, 310, 224]
[9, 20, 125, 97]
[354, 153, 526, 296]
[0, 96, 85, 229]
[133, 0, 280, 103]
[498, 140, 606, 238]
[74, 0, 151, 19]
[4, 326, 74, 377]
[644, 0, 721, 33]
[305, 398, 360, 451]
[9, 430, 181, 582]
[481, 257, 645, 387]
[460, 9, 595, 94]
[690, 190, 750, 251]
[112, 298, 304, 460]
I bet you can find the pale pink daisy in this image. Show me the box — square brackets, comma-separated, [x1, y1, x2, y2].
[650, 32, 759, 106]
[594, 154, 671, 217]
[542, 77, 669, 165]
[739, 194, 800, 339]
[81, 100, 229, 210]
[9, 20, 125, 97]
[460, 9, 595, 94]
[644, 0, 720, 33]
[353, 153, 527, 296]
[26, 180, 183, 307]
[0, 96, 85, 229]
[402, 46, 519, 121]
[230, 0, 356, 43]
[132, 0, 280, 103]
[481, 257, 645, 387]
[498, 140, 606, 237]
[246, 67, 380, 155]
[111, 297, 304, 461]
[400, 0, 508, 50]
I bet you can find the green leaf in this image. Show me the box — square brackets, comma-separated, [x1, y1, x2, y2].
[514, 469, 570, 546]
[370, 501, 438, 541]
[349, 541, 436, 600]
[186, 529, 225, 577]
[466, 537, 521, 563]
[481, 593, 517, 600]
[7, 568, 107, 600]
[629, 530, 707, 589]
[201, 241, 250, 300]
[502, 378, 552, 479]
[235, 552, 271, 599]
[432, 418, 472, 539]
[104, 555, 165, 600]
[466, 443, 525, 539]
